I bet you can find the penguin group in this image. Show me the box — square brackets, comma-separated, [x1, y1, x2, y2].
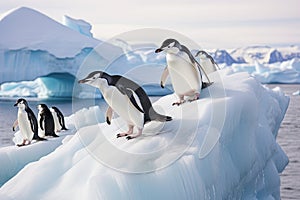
[12, 98, 68, 147]
[79, 38, 219, 140]
[10, 38, 218, 144]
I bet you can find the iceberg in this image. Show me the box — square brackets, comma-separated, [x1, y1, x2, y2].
[229, 58, 300, 83]
[63, 15, 93, 37]
[0, 69, 289, 199]
[0, 7, 122, 84]
[0, 73, 78, 98]
[0, 7, 99, 58]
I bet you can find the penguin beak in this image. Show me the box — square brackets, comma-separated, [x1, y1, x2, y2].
[78, 79, 87, 84]
[155, 48, 162, 53]
[14, 103, 18, 107]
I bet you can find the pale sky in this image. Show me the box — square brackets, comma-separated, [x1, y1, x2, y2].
[0, 0, 299, 49]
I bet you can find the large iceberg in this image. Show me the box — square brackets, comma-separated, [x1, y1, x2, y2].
[0, 69, 289, 199]
[0, 7, 122, 84]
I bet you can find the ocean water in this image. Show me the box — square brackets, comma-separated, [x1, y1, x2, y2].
[268, 84, 300, 200]
[0, 84, 299, 199]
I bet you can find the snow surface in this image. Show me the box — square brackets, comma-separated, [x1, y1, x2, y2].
[0, 69, 289, 199]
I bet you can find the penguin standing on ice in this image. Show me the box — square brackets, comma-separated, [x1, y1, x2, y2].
[195, 50, 220, 74]
[12, 98, 46, 147]
[155, 39, 211, 106]
[50, 106, 68, 132]
[79, 71, 172, 140]
[37, 104, 59, 138]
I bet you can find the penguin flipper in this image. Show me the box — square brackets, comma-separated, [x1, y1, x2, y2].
[202, 82, 213, 89]
[27, 110, 37, 133]
[195, 61, 211, 83]
[117, 85, 144, 113]
[106, 106, 113, 125]
[160, 66, 169, 88]
[39, 114, 44, 130]
[12, 119, 18, 131]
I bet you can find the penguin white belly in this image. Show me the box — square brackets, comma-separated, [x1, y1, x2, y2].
[201, 59, 216, 74]
[38, 114, 45, 138]
[18, 111, 33, 140]
[103, 87, 144, 128]
[167, 54, 201, 96]
[51, 112, 61, 131]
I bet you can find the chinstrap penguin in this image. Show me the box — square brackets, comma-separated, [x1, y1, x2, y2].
[37, 104, 59, 138]
[13, 98, 46, 147]
[79, 71, 172, 140]
[155, 38, 212, 106]
[195, 50, 220, 74]
[50, 106, 68, 132]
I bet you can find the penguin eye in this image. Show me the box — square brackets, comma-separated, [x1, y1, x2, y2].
[168, 45, 171, 48]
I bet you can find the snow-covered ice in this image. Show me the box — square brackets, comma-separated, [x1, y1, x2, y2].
[0, 106, 100, 187]
[228, 58, 300, 83]
[0, 7, 99, 58]
[0, 69, 289, 199]
[0, 7, 122, 84]
[63, 15, 93, 37]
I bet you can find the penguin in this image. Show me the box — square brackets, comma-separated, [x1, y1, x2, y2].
[78, 71, 172, 140]
[12, 98, 46, 147]
[195, 50, 220, 74]
[50, 106, 68, 132]
[155, 38, 212, 106]
[37, 104, 59, 138]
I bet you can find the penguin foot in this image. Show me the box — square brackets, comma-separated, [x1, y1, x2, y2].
[188, 93, 200, 103]
[117, 125, 134, 138]
[117, 133, 128, 138]
[126, 136, 134, 140]
[125, 129, 142, 140]
[172, 100, 185, 106]
[17, 140, 27, 147]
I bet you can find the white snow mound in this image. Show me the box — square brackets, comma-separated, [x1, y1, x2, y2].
[0, 69, 289, 199]
[0, 7, 99, 58]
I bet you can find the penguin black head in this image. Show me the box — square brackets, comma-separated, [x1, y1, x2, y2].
[195, 50, 209, 58]
[78, 71, 108, 87]
[14, 98, 28, 109]
[37, 104, 50, 112]
[155, 38, 181, 54]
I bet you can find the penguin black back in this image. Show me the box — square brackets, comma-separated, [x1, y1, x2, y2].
[52, 106, 68, 130]
[38, 104, 58, 137]
[101, 72, 172, 123]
